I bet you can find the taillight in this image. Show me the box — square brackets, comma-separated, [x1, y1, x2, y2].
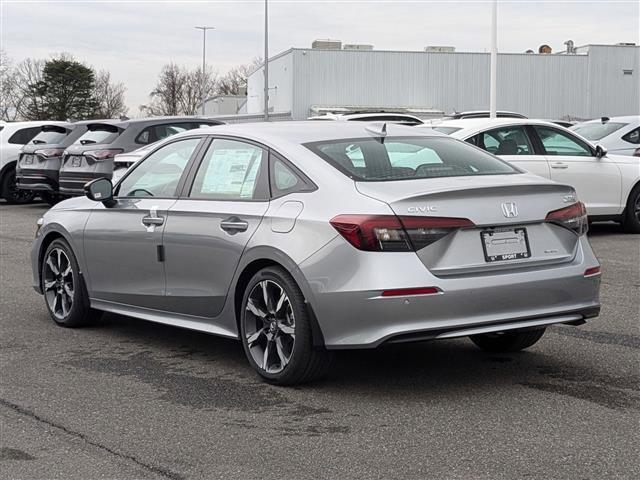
[84, 149, 123, 161]
[584, 266, 601, 277]
[545, 201, 588, 236]
[633, 148, 640, 157]
[34, 148, 65, 158]
[330, 214, 475, 251]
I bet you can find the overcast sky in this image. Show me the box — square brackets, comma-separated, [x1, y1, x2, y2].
[2, 0, 638, 113]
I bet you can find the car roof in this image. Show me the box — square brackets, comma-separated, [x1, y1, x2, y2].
[177, 120, 444, 145]
[580, 115, 640, 124]
[424, 117, 559, 131]
[0, 120, 66, 128]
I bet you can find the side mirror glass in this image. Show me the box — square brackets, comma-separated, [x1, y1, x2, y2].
[595, 144, 608, 158]
[84, 178, 116, 207]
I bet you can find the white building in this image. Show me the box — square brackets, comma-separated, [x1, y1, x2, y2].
[247, 43, 640, 120]
[200, 95, 247, 116]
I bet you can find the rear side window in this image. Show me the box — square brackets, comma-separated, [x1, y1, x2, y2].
[571, 122, 627, 141]
[470, 126, 534, 155]
[8, 127, 42, 144]
[622, 128, 640, 144]
[534, 126, 592, 157]
[305, 136, 517, 181]
[75, 124, 120, 145]
[189, 139, 266, 200]
[135, 122, 212, 145]
[30, 126, 70, 145]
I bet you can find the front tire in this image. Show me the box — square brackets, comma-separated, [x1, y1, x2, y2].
[42, 239, 100, 327]
[240, 266, 332, 385]
[470, 328, 546, 353]
[622, 185, 640, 233]
[1, 167, 36, 204]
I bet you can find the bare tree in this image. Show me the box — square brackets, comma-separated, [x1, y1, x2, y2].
[180, 66, 218, 115]
[216, 58, 262, 96]
[14, 58, 46, 120]
[140, 63, 184, 116]
[0, 50, 18, 120]
[93, 70, 127, 118]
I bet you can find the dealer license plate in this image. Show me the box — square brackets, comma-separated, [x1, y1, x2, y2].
[481, 228, 531, 262]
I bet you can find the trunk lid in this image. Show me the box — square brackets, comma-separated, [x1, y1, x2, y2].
[356, 174, 581, 275]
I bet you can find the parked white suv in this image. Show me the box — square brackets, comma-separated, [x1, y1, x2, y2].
[421, 118, 640, 232]
[1, 121, 65, 204]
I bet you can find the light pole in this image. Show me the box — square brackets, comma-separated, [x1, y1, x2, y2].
[263, 0, 269, 121]
[489, 0, 497, 118]
[195, 26, 214, 115]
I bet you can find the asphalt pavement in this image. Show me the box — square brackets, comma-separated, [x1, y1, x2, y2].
[1, 201, 638, 480]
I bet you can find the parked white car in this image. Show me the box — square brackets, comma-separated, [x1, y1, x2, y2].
[308, 112, 424, 126]
[420, 118, 640, 231]
[111, 142, 157, 184]
[1, 121, 65, 203]
[570, 116, 640, 157]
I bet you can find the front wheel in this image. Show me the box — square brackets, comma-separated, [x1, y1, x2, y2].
[622, 185, 640, 233]
[42, 239, 101, 327]
[470, 328, 546, 353]
[240, 267, 332, 385]
[1, 167, 36, 204]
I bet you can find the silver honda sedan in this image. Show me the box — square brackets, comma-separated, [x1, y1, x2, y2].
[31, 122, 601, 384]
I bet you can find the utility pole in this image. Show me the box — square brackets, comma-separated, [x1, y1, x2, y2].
[489, 0, 497, 118]
[195, 26, 214, 115]
[264, 0, 269, 121]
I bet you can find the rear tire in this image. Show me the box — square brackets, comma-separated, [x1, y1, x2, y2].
[41, 192, 61, 207]
[622, 185, 640, 233]
[1, 166, 36, 204]
[42, 238, 101, 327]
[240, 266, 332, 385]
[470, 328, 546, 353]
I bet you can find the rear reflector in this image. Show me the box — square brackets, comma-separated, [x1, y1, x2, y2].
[330, 214, 475, 252]
[381, 287, 440, 297]
[545, 201, 588, 236]
[584, 266, 601, 277]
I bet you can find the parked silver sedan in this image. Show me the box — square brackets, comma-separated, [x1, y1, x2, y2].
[31, 122, 601, 384]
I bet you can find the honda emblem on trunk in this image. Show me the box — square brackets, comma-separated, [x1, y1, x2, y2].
[501, 202, 518, 218]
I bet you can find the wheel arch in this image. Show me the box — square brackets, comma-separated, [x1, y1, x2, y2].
[231, 247, 326, 347]
[0, 160, 17, 195]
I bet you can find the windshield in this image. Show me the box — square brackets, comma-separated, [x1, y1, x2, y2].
[30, 127, 69, 145]
[75, 125, 120, 145]
[571, 122, 627, 140]
[305, 136, 517, 181]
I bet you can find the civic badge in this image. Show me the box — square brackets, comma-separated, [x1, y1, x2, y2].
[501, 202, 518, 218]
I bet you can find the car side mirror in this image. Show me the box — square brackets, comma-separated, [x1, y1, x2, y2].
[595, 144, 607, 158]
[84, 178, 116, 207]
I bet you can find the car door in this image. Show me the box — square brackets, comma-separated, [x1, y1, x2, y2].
[162, 137, 270, 318]
[532, 125, 622, 216]
[466, 125, 550, 178]
[83, 137, 204, 308]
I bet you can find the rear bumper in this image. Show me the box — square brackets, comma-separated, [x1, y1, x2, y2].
[59, 171, 111, 195]
[300, 235, 601, 349]
[16, 168, 58, 192]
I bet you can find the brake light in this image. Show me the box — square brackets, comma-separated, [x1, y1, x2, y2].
[545, 202, 588, 236]
[84, 149, 123, 161]
[330, 214, 475, 251]
[34, 148, 65, 158]
[633, 148, 640, 157]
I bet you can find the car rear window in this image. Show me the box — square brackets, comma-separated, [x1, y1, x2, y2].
[75, 124, 121, 145]
[30, 126, 70, 145]
[571, 122, 627, 140]
[305, 136, 517, 181]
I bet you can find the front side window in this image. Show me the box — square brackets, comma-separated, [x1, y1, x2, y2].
[116, 138, 201, 197]
[305, 136, 517, 181]
[471, 126, 534, 155]
[534, 126, 592, 157]
[571, 122, 627, 141]
[189, 139, 264, 200]
[136, 123, 192, 145]
[622, 127, 640, 144]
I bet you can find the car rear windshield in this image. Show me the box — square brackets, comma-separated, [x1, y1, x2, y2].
[571, 122, 627, 140]
[305, 136, 518, 181]
[74, 124, 121, 145]
[30, 126, 69, 145]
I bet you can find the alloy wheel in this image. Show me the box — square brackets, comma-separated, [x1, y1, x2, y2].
[244, 280, 295, 374]
[43, 248, 74, 319]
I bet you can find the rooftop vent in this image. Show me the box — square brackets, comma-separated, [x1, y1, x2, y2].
[312, 39, 342, 50]
[424, 46, 455, 53]
[343, 44, 373, 51]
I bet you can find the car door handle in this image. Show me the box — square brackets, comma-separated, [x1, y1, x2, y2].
[220, 217, 249, 233]
[551, 162, 568, 169]
[142, 215, 164, 226]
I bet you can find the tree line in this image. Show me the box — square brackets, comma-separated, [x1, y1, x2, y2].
[1, 50, 261, 121]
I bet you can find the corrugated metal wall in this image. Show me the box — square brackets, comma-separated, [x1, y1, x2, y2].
[247, 46, 640, 120]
